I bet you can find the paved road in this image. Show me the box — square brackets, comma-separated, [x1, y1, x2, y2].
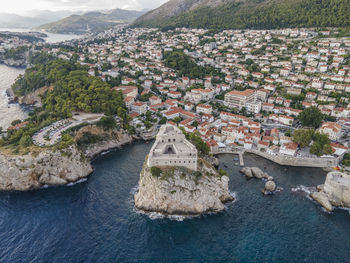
[33, 113, 103, 146]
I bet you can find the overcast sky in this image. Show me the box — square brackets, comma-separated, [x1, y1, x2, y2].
[0, 0, 168, 14]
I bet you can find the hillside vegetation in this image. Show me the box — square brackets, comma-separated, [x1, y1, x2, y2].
[12, 58, 126, 118]
[39, 8, 146, 34]
[134, 0, 350, 30]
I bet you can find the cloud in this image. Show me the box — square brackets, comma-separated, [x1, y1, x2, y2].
[1, 0, 168, 14]
[37, 0, 167, 11]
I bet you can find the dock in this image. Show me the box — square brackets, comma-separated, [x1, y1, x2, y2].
[239, 152, 244, 166]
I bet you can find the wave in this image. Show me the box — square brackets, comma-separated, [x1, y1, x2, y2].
[66, 178, 87, 186]
[134, 209, 190, 221]
[129, 185, 139, 195]
[338, 207, 350, 215]
[291, 185, 315, 195]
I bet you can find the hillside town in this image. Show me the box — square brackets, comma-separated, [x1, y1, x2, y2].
[6, 26, 350, 167]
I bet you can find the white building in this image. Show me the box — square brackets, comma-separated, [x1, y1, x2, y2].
[224, 89, 256, 109]
[196, 104, 213, 115]
[147, 124, 198, 171]
[319, 122, 342, 141]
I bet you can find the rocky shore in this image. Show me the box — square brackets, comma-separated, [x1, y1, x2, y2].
[0, 146, 93, 191]
[310, 171, 350, 212]
[75, 125, 134, 159]
[134, 158, 234, 216]
[0, 126, 133, 191]
[0, 59, 27, 68]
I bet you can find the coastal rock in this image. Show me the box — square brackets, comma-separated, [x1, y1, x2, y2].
[264, 180, 276, 193]
[310, 172, 350, 211]
[18, 86, 52, 107]
[240, 167, 253, 178]
[75, 126, 133, 159]
[241, 167, 269, 179]
[316, 184, 324, 192]
[251, 167, 264, 178]
[311, 191, 333, 212]
[323, 172, 350, 207]
[134, 160, 234, 216]
[0, 146, 92, 191]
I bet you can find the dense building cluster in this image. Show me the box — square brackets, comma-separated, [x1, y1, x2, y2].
[10, 26, 350, 160]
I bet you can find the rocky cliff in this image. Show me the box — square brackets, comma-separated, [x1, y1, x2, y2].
[0, 146, 92, 191]
[75, 125, 134, 159]
[311, 171, 350, 212]
[0, 125, 133, 191]
[134, 158, 233, 216]
[17, 86, 53, 107]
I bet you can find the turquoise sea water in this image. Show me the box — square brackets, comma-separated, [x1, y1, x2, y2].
[0, 142, 349, 262]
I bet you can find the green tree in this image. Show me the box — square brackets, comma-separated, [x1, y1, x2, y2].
[323, 144, 333, 155]
[150, 166, 162, 177]
[310, 142, 322, 157]
[19, 134, 32, 147]
[299, 107, 323, 128]
[292, 129, 314, 148]
[313, 132, 330, 146]
[96, 116, 117, 131]
[218, 169, 228, 177]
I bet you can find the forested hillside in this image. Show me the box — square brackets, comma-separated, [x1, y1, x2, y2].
[12, 58, 126, 118]
[134, 0, 350, 30]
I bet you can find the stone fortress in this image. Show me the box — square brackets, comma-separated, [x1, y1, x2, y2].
[147, 124, 198, 171]
[311, 171, 350, 211]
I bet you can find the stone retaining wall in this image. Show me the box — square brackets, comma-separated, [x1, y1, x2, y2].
[245, 149, 340, 168]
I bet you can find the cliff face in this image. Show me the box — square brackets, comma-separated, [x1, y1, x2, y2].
[0, 146, 92, 191]
[75, 125, 133, 159]
[311, 171, 350, 212]
[134, 159, 233, 216]
[18, 86, 53, 107]
[0, 125, 133, 192]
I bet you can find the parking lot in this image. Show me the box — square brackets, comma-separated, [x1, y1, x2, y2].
[32, 113, 104, 146]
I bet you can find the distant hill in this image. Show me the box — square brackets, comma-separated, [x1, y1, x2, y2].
[0, 10, 77, 29]
[133, 0, 350, 30]
[38, 9, 147, 34]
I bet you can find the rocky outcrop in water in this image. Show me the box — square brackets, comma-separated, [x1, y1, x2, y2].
[241, 167, 278, 194]
[264, 180, 276, 193]
[311, 171, 350, 212]
[241, 167, 270, 179]
[134, 159, 234, 216]
[0, 146, 92, 191]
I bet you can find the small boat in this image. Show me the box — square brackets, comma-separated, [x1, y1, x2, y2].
[224, 164, 228, 168]
[234, 163, 239, 166]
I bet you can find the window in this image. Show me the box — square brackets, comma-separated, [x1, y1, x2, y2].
[173, 139, 176, 142]
[168, 139, 171, 142]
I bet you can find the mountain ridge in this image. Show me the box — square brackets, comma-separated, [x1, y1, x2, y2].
[38, 8, 147, 34]
[133, 0, 350, 30]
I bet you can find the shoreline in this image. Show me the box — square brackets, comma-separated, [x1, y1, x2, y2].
[213, 149, 341, 168]
[0, 132, 135, 192]
[0, 61, 27, 69]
